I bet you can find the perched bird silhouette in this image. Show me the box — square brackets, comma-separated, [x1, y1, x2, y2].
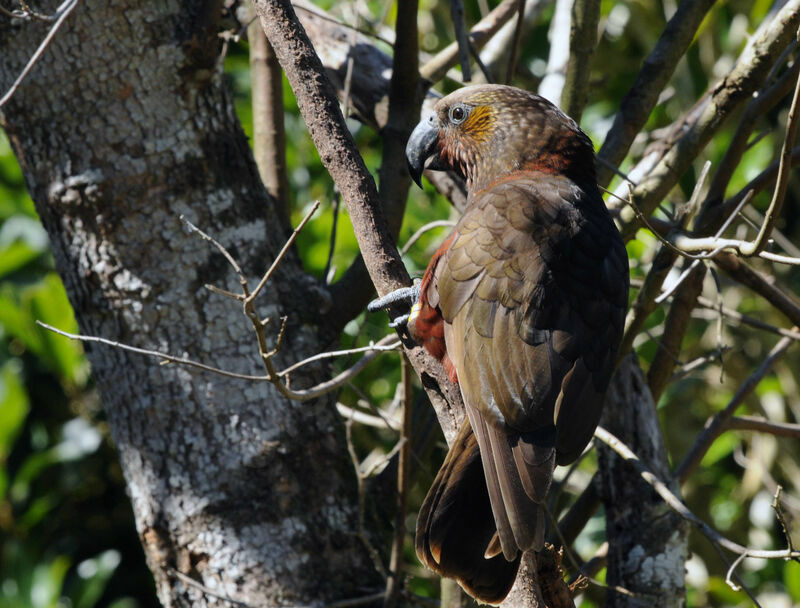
[370, 85, 629, 603]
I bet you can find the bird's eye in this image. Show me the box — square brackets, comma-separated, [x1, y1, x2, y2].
[449, 104, 468, 124]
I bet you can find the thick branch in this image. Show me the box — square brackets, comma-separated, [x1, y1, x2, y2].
[420, 0, 520, 83]
[255, 0, 466, 446]
[249, 15, 291, 229]
[714, 253, 800, 327]
[296, 2, 468, 212]
[325, 0, 423, 332]
[617, 0, 800, 238]
[560, 0, 599, 120]
[256, 0, 406, 296]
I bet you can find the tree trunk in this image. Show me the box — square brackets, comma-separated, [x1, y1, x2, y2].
[597, 355, 688, 607]
[0, 2, 381, 605]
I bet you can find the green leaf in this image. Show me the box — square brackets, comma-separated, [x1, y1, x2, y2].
[30, 555, 71, 608]
[701, 431, 739, 468]
[0, 360, 29, 460]
[0, 241, 41, 278]
[73, 550, 121, 608]
[784, 560, 800, 602]
[0, 273, 88, 387]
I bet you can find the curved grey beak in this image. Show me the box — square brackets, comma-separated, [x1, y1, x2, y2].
[406, 114, 445, 188]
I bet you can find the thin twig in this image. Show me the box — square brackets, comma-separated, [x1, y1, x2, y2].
[400, 220, 456, 255]
[292, 2, 394, 47]
[740, 66, 800, 255]
[595, 426, 800, 560]
[468, 39, 494, 83]
[325, 592, 388, 608]
[324, 192, 341, 283]
[669, 347, 730, 383]
[727, 416, 800, 439]
[695, 294, 800, 342]
[654, 191, 754, 305]
[714, 253, 800, 328]
[419, 0, 519, 83]
[772, 486, 797, 557]
[0, 0, 56, 21]
[0, 0, 80, 109]
[345, 417, 388, 578]
[336, 402, 401, 431]
[384, 355, 413, 608]
[278, 335, 401, 377]
[249, 200, 320, 302]
[181, 215, 245, 279]
[36, 321, 268, 381]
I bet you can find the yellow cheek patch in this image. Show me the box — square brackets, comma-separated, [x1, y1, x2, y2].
[462, 105, 494, 141]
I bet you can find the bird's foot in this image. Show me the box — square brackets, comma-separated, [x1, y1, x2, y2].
[368, 281, 421, 330]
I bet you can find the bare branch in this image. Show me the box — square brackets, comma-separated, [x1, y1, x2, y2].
[278, 335, 401, 377]
[596, 0, 716, 187]
[726, 416, 800, 439]
[595, 425, 800, 560]
[248, 11, 291, 228]
[384, 355, 414, 608]
[478, 0, 549, 82]
[703, 48, 800, 209]
[504, 0, 525, 85]
[740, 64, 800, 255]
[617, 1, 800, 238]
[400, 220, 457, 255]
[36, 321, 267, 382]
[250, 200, 319, 301]
[538, 0, 570, 104]
[673, 335, 795, 484]
[336, 403, 401, 431]
[714, 253, 800, 328]
[345, 419, 388, 579]
[694, 294, 800, 342]
[560, 0, 600, 119]
[420, 0, 520, 83]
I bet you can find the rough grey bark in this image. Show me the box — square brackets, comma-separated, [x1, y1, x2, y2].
[0, 2, 381, 606]
[597, 355, 688, 607]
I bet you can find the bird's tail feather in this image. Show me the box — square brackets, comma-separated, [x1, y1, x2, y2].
[466, 404, 556, 560]
[415, 419, 520, 605]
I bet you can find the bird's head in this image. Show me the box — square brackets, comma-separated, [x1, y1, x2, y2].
[406, 84, 596, 193]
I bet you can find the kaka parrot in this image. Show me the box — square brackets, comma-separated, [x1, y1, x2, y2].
[370, 85, 629, 603]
